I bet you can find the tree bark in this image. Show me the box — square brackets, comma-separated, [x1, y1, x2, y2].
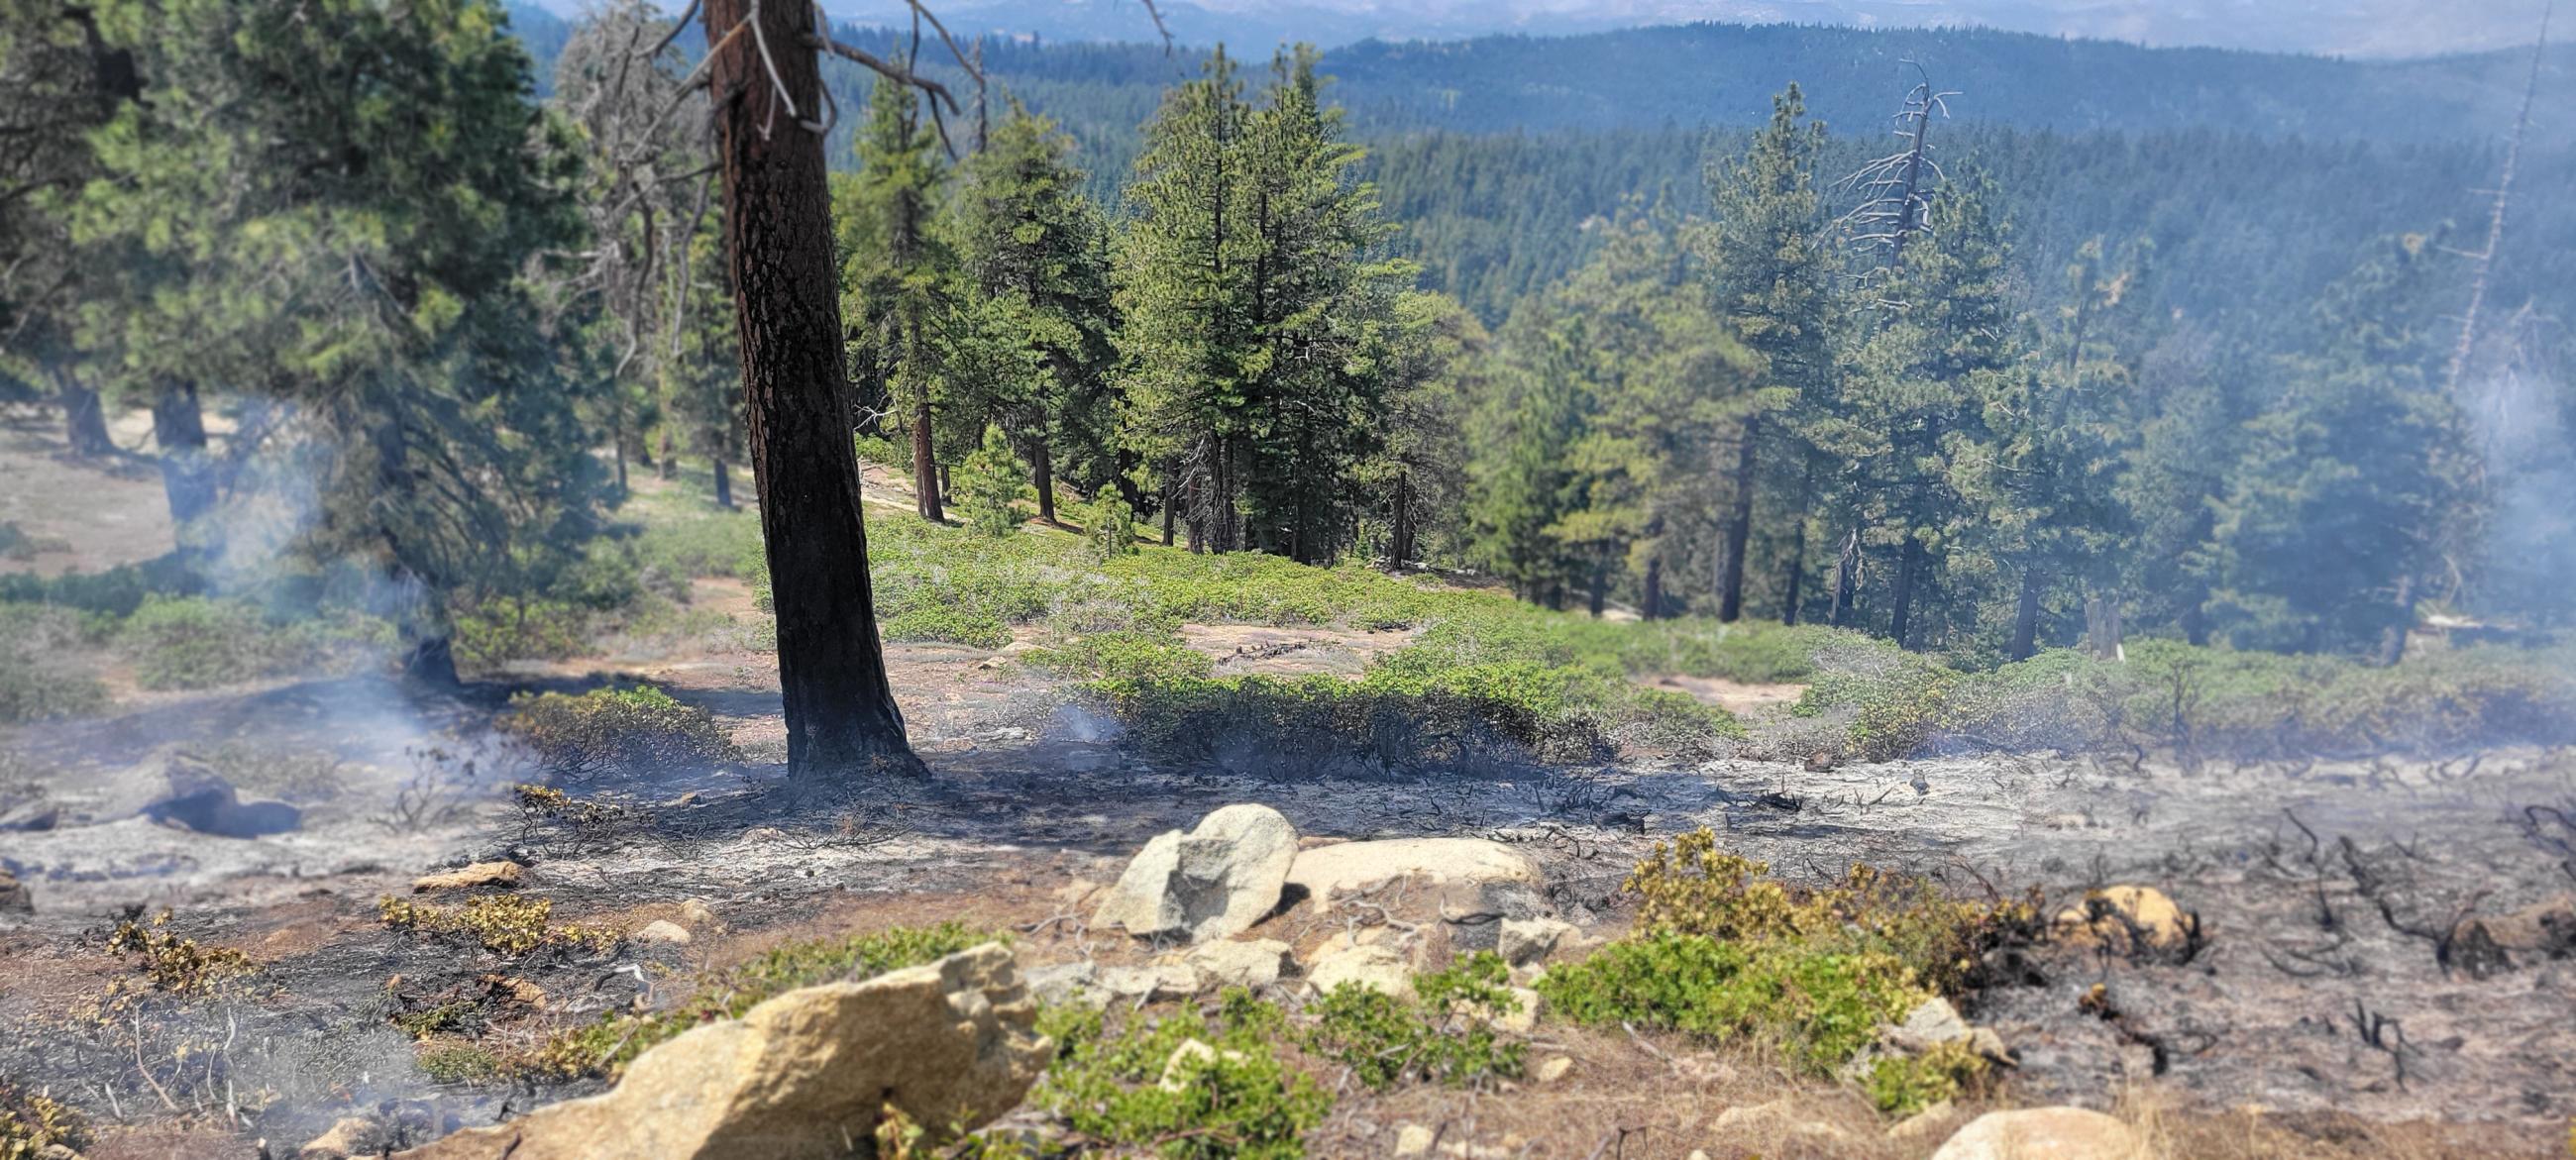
[704, 0, 911, 775]
[1888, 534, 1925, 649]
[909, 342, 941, 522]
[1587, 557, 1608, 617]
[1387, 472, 1416, 569]
[150, 379, 217, 560]
[1717, 413, 1759, 621]
[2008, 567, 2043, 661]
[59, 373, 112, 457]
[1828, 528, 1860, 628]
[1642, 554, 1663, 621]
[2377, 575, 2415, 668]
[712, 454, 734, 509]
[658, 428, 676, 480]
[1029, 439, 1056, 524]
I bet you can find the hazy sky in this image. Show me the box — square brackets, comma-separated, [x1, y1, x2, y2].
[800, 0, 2551, 56]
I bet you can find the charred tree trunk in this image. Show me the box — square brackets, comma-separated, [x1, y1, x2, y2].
[151, 379, 217, 560]
[2009, 567, 2043, 661]
[704, 0, 910, 775]
[712, 454, 734, 509]
[1828, 528, 1861, 628]
[1888, 534, 1925, 649]
[1642, 554, 1664, 621]
[1029, 440, 1056, 524]
[1717, 413, 1759, 621]
[1387, 472, 1416, 569]
[59, 373, 111, 457]
[2378, 575, 2415, 668]
[1780, 463, 1814, 625]
[1587, 557, 1608, 618]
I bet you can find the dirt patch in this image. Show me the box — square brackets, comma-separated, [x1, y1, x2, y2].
[1182, 622, 1419, 678]
[0, 408, 176, 578]
[1647, 672, 1810, 718]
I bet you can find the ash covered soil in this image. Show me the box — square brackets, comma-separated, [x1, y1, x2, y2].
[3, 644, 2572, 1158]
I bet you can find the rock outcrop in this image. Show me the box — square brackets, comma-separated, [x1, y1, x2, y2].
[1284, 837, 1549, 950]
[395, 943, 1048, 1160]
[1928, 1107, 2146, 1160]
[2449, 893, 2575, 979]
[1093, 804, 1299, 943]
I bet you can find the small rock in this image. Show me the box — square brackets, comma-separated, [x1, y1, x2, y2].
[1534, 1056, 1573, 1083]
[1306, 942, 1414, 1000]
[2449, 893, 2576, 978]
[2054, 885, 2197, 956]
[1929, 1107, 2145, 1160]
[1285, 838, 1545, 914]
[1887, 1102, 1957, 1140]
[1687, 1151, 1712, 1160]
[1025, 961, 1106, 1008]
[1497, 917, 1575, 967]
[1712, 1099, 1846, 1141]
[1093, 804, 1300, 943]
[1183, 938, 1293, 991]
[0, 869, 30, 914]
[633, 919, 693, 946]
[676, 898, 722, 931]
[1885, 997, 1971, 1051]
[299, 1115, 381, 1158]
[1156, 1039, 1247, 1091]
[1098, 962, 1200, 1002]
[411, 861, 524, 893]
[1393, 1123, 1436, 1157]
[395, 944, 1047, 1159]
[1469, 987, 1542, 1035]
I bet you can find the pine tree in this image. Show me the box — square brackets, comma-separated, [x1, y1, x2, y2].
[838, 79, 959, 523]
[954, 423, 1030, 537]
[952, 100, 1119, 523]
[1700, 85, 1835, 623]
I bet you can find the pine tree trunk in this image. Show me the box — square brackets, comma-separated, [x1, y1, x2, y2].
[1781, 463, 1815, 626]
[1888, 534, 1925, 649]
[1387, 472, 1416, 568]
[150, 379, 217, 560]
[910, 383, 941, 522]
[2377, 576, 2415, 668]
[658, 429, 676, 480]
[1718, 413, 1759, 621]
[59, 374, 111, 457]
[2009, 568, 2043, 661]
[1587, 557, 1608, 617]
[1030, 440, 1056, 524]
[712, 454, 733, 509]
[704, 0, 910, 776]
[1829, 528, 1860, 628]
[1642, 555, 1663, 620]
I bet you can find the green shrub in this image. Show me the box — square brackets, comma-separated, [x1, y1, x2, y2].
[0, 553, 200, 617]
[528, 923, 995, 1080]
[0, 603, 108, 722]
[881, 606, 1014, 650]
[452, 597, 591, 671]
[1038, 988, 1331, 1160]
[1538, 930, 1921, 1073]
[1303, 953, 1525, 1090]
[496, 685, 741, 779]
[114, 596, 383, 689]
[1865, 1040, 1991, 1115]
[1023, 631, 1213, 682]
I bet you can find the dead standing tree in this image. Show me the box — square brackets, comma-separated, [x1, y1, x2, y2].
[1825, 64, 1952, 631]
[2442, 2, 2551, 398]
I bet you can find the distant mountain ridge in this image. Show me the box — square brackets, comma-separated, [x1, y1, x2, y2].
[504, 4, 2565, 150]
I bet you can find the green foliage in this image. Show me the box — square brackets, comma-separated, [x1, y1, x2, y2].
[115, 596, 385, 690]
[1302, 954, 1526, 1090]
[1541, 831, 2039, 1078]
[1865, 1040, 1991, 1115]
[956, 425, 1032, 537]
[452, 597, 592, 671]
[1038, 989, 1331, 1160]
[1076, 491, 1141, 560]
[1024, 631, 1213, 682]
[0, 603, 107, 722]
[881, 607, 1015, 651]
[496, 685, 741, 779]
[528, 924, 995, 1080]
